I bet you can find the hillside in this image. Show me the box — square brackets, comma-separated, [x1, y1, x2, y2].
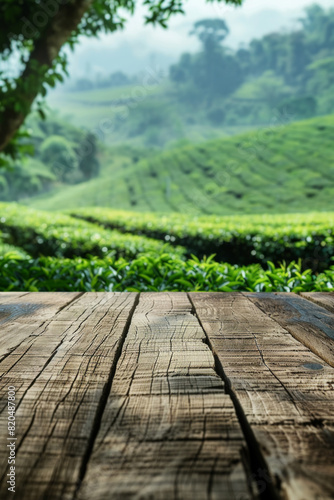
[47, 84, 252, 147]
[26, 114, 334, 214]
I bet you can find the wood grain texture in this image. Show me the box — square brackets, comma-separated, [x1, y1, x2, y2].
[0, 292, 29, 302]
[245, 292, 334, 368]
[300, 292, 334, 314]
[77, 293, 255, 500]
[191, 292, 334, 500]
[0, 293, 137, 500]
[1, 291, 334, 500]
[0, 292, 82, 362]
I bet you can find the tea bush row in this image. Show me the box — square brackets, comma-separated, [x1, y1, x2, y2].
[70, 208, 334, 270]
[0, 203, 184, 259]
[1, 252, 333, 292]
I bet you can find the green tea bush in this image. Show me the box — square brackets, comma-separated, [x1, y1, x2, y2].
[70, 208, 334, 270]
[0, 203, 184, 260]
[0, 253, 333, 292]
[0, 233, 30, 259]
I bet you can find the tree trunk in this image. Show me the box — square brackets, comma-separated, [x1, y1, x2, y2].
[0, 0, 93, 152]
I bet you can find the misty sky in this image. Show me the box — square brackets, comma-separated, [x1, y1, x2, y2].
[63, 0, 333, 82]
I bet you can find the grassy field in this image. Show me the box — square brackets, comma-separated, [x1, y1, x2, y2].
[27, 114, 334, 214]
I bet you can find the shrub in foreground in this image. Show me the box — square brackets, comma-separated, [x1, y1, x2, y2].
[1, 253, 333, 292]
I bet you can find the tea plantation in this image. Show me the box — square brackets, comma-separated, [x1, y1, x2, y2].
[3, 114, 334, 292]
[27, 114, 334, 214]
[0, 203, 333, 292]
[69, 208, 334, 270]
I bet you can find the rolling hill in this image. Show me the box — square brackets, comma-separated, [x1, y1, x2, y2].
[26, 114, 334, 214]
[47, 84, 253, 147]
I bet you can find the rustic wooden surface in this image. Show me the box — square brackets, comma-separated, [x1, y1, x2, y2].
[0, 292, 333, 500]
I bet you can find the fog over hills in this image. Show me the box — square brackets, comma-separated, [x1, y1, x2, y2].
[53, 0, 333, 85]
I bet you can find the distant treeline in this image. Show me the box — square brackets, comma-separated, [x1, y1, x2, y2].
[169, 5, 334, 123]
[72, 4, 334, 129]
[73, 71, 137, 91]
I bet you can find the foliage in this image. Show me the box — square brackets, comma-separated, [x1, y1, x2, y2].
[15, 4, 333, 153]
[0, 252, 333, 292]
[190, 19, 229, 51]
[0, 202, 184, 259]
[78, 133, 100, 180]
[124, 100, 183, 146]
[0, 232, 30, 259]
[0, 114, 104, 201]
[171, 19, 242, 100]
[1, 201, 333, 292]
[40, 135, 78, 181]
[0, 0, 243, 159]
[69, 207, 334, 271]
[3, 158, 56, 200]
[169, 5, 334, 123]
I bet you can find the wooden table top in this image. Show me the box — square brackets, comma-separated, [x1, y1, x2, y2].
[0, 292, 334, 500]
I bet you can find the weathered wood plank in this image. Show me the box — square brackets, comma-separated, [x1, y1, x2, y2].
[77, 293, 255, 500]
[0, 292, 81, 323]
[0, 292, 82, 362]
[0, 292, 29, 302]
[191, 292, 334, 500]
[300, 292, 334, 314]
[0, 292, 138, 500]
[246, 292, 334, 368]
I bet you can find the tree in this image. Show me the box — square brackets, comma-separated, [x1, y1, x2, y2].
[249, 39, 267, 75]
[252, 71, 290, 106]
[40, 135, 78, 182]
[0, 0, 243, 159]
[189, 19, 242, 99]
[78, 133, 100, 180]
[108, 71, 130, 87]
[170, 54, 192, 84]
[190, 18, 229, 53]
[285, 31, 309, 84]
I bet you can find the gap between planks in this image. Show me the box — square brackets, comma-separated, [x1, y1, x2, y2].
[0, 293, 139, 500]
[187, 294, 280, 500]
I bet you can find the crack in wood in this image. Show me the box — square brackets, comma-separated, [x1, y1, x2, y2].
[300, 292, 334, 315]
[187, 293, 280, 500]
[74, 292, 140, 497]
[246, 293, 334, 368]
[251, 332, 302, 419]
